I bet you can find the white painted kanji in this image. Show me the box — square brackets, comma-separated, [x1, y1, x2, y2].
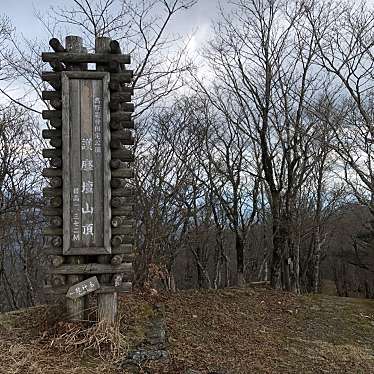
[82, 223, 94, 236]
[81, 159, 94, 171]
[82, 180, 94, 194]
[81, 138, 93, 151]
[81, 202, 94, 215]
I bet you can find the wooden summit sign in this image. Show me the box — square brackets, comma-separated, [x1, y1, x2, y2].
[62, 72, 111, 255]
[41, 35, 135, 322]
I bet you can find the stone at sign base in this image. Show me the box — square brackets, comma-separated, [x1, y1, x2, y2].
[66, 276, 100, 299]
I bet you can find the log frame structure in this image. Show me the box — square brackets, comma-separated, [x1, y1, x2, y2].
[41, 36, 135, 322]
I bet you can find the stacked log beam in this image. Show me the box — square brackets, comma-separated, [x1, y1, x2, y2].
[108, 38, 136, 266]
[42, 38, 66, 300]
[94, 36, 135, 322]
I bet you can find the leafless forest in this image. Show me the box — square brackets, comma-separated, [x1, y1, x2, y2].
[1, 0, 374, 312]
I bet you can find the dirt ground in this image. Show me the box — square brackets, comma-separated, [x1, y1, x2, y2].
[1, 287, 374, 373]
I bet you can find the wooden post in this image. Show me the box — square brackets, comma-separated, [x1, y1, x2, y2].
[95, 36, 117, 323]
[65, 35, 86, 321]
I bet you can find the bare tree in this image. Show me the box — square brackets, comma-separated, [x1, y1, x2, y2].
[307, 0, 374, 211]
[42, 0, 197, 115]
[304, 0, 374, 280]
[0, 105, 45, 312]
[192, 0, 328, 292]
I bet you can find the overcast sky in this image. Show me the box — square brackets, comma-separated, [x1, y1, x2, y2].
[0, 0, 219, 106]
[2, 0, 219, 45]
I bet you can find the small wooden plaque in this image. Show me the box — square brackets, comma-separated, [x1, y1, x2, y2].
[66, 276, 100, 299]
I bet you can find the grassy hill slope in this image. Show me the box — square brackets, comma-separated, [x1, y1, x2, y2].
[1, 287, 374, 373]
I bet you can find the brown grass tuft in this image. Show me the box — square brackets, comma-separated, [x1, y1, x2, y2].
[48, 319, 128, 361]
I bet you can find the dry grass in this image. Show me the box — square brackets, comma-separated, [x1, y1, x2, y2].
[148, 288, 374, 373]
[0, 305, 117, 374]
[1, 288, 374, 373]
[48, 320, 128, 360]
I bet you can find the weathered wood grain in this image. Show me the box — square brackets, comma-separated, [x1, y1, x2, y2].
[49, 60, 65, 72]
[111, 168, 134, 178]
[111, 187, 134, 197]
[50, 262, 133, 275]
[43, 188, 62, 197]
[50, 196, 63, 207]
[50, 99, 62, 110]
[109, 120, 134, 130]
[111, 91, 132, 101]
[80, 78, 94, 248]
[111, 235, 123, 247]
[64, 35, 86, 322]
[102, 73, 112, 254]
[42, 52, 131, 64]
[49, 118, 62, 129]
[51, 255, 65, 267]
[62, 71, 111, 255]
[42, 91, 61, 100]
[96, 36, 116, 322]
[109, 40, 122, 54]
[43, 149, 62, 158]
[111, 216, 135, 227]
[114, 218, 135, 227]
[109, 82, 134, 92]
[110, 72, 133, 83]
[110, 254, 123, 266]
[49, 177, 62, 188]
[110, 158, 132, 169]
[111, 150, 134, 162]
[43, 168, 62, 177]
[110, 129, 134, 144]
[42, 110, 62, 119]
[110, 111, 132, 122]
[109, 102, 134, 112]
[50, 216, 63, 227]
[51, 275, 66, 287]
[111, 207, 134, 215]
[50, 158, 63, 168]
[111, 197, 134, 208]
[44, 244, 134, 255]
[66, 256, 86, 320]
[50, 138, 62, 148]
[43, 207, 63, 216]
[64, 76, 80, 251]
[110, 178, 126, 189]
[44, 282, 132, 295]
[43, 227, 63, 236]
[42, 129, 62, 139]
[42, 71, 61, 81]
[111, 226, 133, 235]
[111, 234, 134, 246]
[51, 236, 63, 247]
[49, 38, 65, 52]
[110, 139, 123, 150]
[96, 282, 132, 293]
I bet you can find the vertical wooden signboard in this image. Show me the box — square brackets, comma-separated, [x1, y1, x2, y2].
[62, 72, 111, 255]
[42, 36, 135, 323]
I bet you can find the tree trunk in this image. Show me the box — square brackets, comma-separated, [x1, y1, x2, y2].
[313, 227, 322, 293]
[270, 193, 283, 289]
[236, 233, 245, 287]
